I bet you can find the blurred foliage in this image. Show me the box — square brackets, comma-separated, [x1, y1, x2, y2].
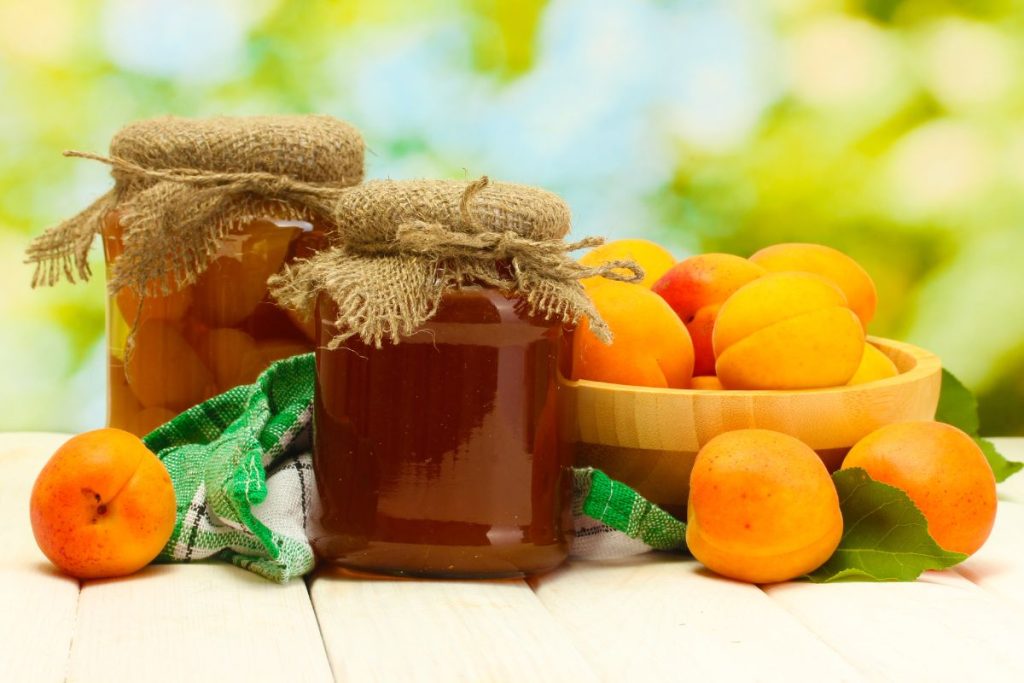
[0, 0, 1022, 434]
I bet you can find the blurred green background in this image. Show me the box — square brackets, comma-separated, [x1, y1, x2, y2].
[1, 0, 1022, 434]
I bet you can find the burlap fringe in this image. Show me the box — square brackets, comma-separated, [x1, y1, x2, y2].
[270, 179, 643, 348]
[26, 115, 364, 296]
[25, 151, 355, 296]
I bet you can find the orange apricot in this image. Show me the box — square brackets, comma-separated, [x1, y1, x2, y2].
[572, 280, 694, 388]
[847, 343, 899, 386]
[749, 243, 877, 326]
[29, 428, 176, 579]
[652, 254, 766, 376]
[842, 421, 996, 556]
[686, 429, 843, 583]
[125, 320, 216, 410]
[713, 272, 864, 389]
[580, 239, 676, 288]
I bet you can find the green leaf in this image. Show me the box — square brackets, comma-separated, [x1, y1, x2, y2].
[935, 368, 979, 435]
[807, 468, 967, 583]
[935, 368, 1022, 482]
[976, 436, 1024, 483]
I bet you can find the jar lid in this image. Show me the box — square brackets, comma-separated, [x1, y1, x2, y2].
[111, 115, 363, 186]
[332, 178, 570, 246]
[271, 177, 638, 348]
[27, 114, 365, 291]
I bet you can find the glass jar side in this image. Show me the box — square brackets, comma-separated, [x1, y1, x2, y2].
[102, 209, 328, 436]
[310, 287, 573, 579]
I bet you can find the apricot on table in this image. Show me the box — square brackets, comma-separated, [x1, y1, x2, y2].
[29, 428, 176, 579]
[842, 421, 996, 556]
[847, 343, 899, 386]
[191, 221, 299, 327]
[652, 254, 766, 376]
[572, 280, 694, 388]
[125, 320, 216, 410]
[579, 238, 676, 289]
[687, 429, 843, 584]
[749, 242, 877, 326]
[712, 272, 865, 390]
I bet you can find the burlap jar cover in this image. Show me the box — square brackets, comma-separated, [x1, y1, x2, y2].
[26, 114, 365, 297]
[269, 177, 642, 347]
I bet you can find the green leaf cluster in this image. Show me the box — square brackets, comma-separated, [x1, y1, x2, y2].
[807, 468, 966, 583]
[936, 369, 1023, 482]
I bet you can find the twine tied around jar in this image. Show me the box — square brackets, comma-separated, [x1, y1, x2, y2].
[269, 177, 643, 348]
[24, 115, 364, 296]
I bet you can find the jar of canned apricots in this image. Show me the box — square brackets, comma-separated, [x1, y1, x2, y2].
[26, 115, 364, 436]
[270, 178, 631, 579]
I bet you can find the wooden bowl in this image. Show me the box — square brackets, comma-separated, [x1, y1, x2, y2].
[559, 337, 942, 516]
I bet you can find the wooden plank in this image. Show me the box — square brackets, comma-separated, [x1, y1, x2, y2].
[766, 570, 1024, 681]
[0, 432, 73, 566]
[957, 501, 1024, 610]
[0, 433, 79, 683]
[310, 570, 599, 682]
[0, 566, 78, 683]
[69, 564, 332, 683]
[530, 554, 863, 682]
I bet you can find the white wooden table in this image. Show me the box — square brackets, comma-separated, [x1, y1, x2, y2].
[3, 433, 1024, 682]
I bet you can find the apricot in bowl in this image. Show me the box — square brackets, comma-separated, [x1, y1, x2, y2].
[560, 337, 940, 515]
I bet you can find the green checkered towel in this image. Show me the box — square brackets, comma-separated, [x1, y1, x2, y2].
[144, 353, 686, 582]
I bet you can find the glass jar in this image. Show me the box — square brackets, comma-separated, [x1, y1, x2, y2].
[102, 209, 328, 436]
[310, 286, 572, 578]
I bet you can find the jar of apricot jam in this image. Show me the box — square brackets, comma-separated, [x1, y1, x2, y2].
[310, 285, 573, 579]
[102, 209, 328, 436]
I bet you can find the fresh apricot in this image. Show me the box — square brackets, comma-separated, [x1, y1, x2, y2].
[580, 239, 676, 288]
[713, 272, 864, 389]
[749, 243, 877, 326]
[191, 221, 298, 327]
[691, 376, 724, 390]
[572, 280, 694, 388]
[653, 254, 766, 375]
[847, 343, 899, 386]
[125, 320, 216, 410]
[842, 421, 996, 556]
[29, 428, 176, 579]
[687, 429, 843, 583]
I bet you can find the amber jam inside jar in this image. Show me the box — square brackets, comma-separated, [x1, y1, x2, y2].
[102, 210, 328, 436]
[310, 287, 573, 578]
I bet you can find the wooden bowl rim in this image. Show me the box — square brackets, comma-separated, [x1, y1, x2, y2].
[560, 336, 941, 398]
